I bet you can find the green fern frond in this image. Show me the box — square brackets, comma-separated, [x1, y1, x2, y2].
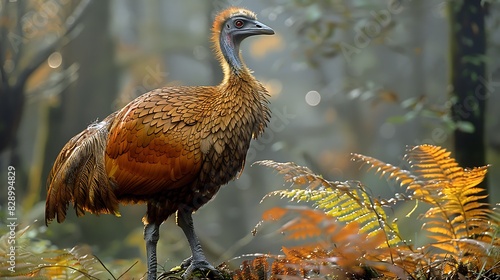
[256, 161, 405, 250]
[255, 145, 500, 278]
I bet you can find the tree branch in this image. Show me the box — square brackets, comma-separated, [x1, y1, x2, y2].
[14, 0, 91, 91]
[13, 0, 26, 67]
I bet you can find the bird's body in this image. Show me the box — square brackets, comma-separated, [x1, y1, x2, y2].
[45, 7, 274, 280]
[46, 74, 269, 223]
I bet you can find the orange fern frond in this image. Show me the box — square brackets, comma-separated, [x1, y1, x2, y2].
[406, 146, 491, 259]
[352, 152, 417, 188]
[405, 144, 461, 181]
[232, 256, 269, 280]
[258, 206, 402, 276]
[256, 160, 405, 249]
[354, 144, 497, 271]
[255, 160, 334, 189]
[262, 206, 336, 242]
[256, 144, 499, 278]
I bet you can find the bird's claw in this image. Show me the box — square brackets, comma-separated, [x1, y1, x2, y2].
[158, 258, 223, 280]
[180, 256, 192, 269]
[181, 259, 223, 280]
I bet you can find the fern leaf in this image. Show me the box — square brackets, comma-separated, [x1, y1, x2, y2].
[255, 160, 331, 189]
[262, 207, 335, 241]
[262, 207, 289, 221]
[0, 226, 112, 279]
[355, 144, 494, 265]
[258, 160, 405, 251]
[352, 153, 419, 188]
[258, 145, 499, 277]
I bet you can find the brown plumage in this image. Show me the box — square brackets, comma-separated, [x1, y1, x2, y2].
[45, 7, 273, 280]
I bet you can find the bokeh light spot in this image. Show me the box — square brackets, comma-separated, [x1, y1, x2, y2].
[305, 90, 321, 106]
[48, 52, 62, 69]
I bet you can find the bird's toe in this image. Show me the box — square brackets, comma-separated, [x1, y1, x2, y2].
[180, 256, 193, 269]
[181, 260, 223, 280]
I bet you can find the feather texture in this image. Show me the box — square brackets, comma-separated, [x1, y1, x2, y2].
[45, 7, 272, 226]
[46, 113, 120, 224]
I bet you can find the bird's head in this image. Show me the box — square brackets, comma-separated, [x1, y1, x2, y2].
[212, 7, 274, 72]
[214, 7, 274, 42]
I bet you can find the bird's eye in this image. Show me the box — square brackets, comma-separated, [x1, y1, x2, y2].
[234, 19, 244, 29]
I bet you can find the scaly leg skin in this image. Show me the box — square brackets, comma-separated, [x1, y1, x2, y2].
[144, 223, 160, 280]
[177, 209, 223, 280]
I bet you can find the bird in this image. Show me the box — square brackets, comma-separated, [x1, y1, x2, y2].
[45, 7, 274, 280]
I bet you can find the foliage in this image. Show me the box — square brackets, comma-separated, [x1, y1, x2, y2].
[5, 145, 499, 279]
[386, 95, 476, 133]
[0, 225, 144, 279]
[236, 144, 500, 279]
[266, 0, 399, 67]
[0, 0, 89, 219]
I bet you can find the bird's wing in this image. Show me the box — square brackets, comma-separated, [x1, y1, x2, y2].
[46, 113, 121, 223]
[105, 87, 211, 196]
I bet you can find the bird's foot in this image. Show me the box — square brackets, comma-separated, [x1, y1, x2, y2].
[158, 258, 223, 280]
[181, 259, 223, 280]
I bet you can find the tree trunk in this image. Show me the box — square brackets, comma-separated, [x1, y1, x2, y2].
[448, 1, 488, 201]
[44, 0, 118, 201]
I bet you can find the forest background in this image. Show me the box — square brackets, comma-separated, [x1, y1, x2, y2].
[1, 0, 499, 275]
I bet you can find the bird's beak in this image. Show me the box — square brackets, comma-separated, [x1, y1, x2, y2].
[245, 19, 275, 36]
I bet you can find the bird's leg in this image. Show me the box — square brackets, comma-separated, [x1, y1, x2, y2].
[144, 223, 160, 280]
[177, 209, 222, 279]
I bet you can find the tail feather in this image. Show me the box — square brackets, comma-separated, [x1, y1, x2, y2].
[46, 114, 120, 225]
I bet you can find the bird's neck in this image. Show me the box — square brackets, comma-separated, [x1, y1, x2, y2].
[214, 32, 263, 103]
[215, 66, 263, 114]
[213, 35, 271, 137]
[218, 33, 251, 81]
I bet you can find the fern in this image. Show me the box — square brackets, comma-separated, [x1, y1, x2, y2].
[255, 161, 414, 278]
[264, 208, 388, 275]
[263, 206, 332, 241]
[248, 207, 392, 278]
[232, 256, 269, 280]
[0, 225, 143, 279]
[353, 145, 494, 262]
[254, 144, 499, 278]
[257, 160, 405, 250]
